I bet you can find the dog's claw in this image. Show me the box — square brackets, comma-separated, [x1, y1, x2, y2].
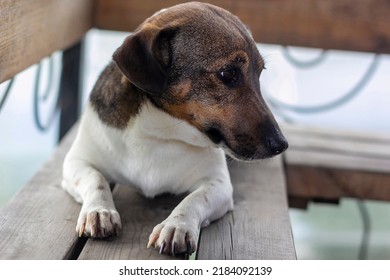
[76, 208, 122, 239]
[171, 241, 177, 256]
[114, 223, 121, 236]
[78, 223, 86, 237]
[159, 241, 166, 255]
[147, 233, 158, 249]
[186, 238, 192, 255]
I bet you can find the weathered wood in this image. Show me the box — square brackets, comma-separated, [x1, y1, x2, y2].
[78, 159, 296, 260]
[283, 123, 390, 173]
[94, 0, 390, 54]
[2, 0, 389, 83]
[287, 166, 390, 202]
[78, 186, 185, 260]
[79, 159, 297, 260]
[0, 126, 80, 259]
[0, 120, 296, 259]
[197, 157, 296, 260]
[0, 0, 94, 83]
[283, 124, 390, 204]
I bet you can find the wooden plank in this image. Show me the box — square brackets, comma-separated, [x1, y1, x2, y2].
[94, 0, 390, 54]
[0, 0, 94, 83]
[196, 157, 296, 260]
[0, 126, 81, 259]
[286, 149, 390, 174]
[78, 186, 185, 259]
[282, 123, 390, 143]
[282, 123, 390, 173]
[286, 165, 390, 202]
[282, 124, 390, 203]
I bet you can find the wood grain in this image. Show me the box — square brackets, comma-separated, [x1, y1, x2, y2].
[0, 0, 94, 83]
[3, 0, 389, 83]
[0, 126, 80, 259]
[78, 158, 296, 259]
[283, 123, 390, 172]
[286, 166, 390, 202]
[197, 157, 296, 260]
[0, 123, 296, 259]
[282, 124, 390, 204]
[94, 0, 390, 54]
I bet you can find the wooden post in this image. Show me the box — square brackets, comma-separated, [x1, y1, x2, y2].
[58, 41, 84, 141]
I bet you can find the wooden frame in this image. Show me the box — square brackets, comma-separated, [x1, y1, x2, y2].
[283, 124, 390, 208]
[0, 0, 94, 83]
[2, 0, 390, 84]
[94, 0, 390, 54]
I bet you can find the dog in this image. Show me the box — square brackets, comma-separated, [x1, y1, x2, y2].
[62, 2, 288, 256]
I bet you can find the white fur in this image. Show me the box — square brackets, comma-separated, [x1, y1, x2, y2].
[62, 100, 234, 253]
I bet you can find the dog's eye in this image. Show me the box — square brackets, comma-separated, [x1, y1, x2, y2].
[217, 68, 240, 87]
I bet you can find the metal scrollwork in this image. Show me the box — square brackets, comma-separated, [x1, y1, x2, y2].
[266, 53, 381, 114]
[0, 78, 15, 113]
[282, 47, 328, 68]
[33, 56, 60, 132]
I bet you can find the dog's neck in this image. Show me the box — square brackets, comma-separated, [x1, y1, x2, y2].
[133, 100, 212, 148]
[89, 62, 212, 149]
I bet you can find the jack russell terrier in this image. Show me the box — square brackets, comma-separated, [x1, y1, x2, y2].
[62, 2, 288, 256]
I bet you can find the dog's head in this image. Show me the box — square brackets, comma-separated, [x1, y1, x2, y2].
[113, 2, 288, 160]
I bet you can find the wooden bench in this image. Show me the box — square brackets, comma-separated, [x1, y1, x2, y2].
[0, 0, 298, 260]
[282, 124, 390, 208]
[1, 0, 389, 260]
[0, 126, 295, 259]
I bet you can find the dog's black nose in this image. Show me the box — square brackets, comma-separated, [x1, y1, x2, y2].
[267, 136, 288, 156]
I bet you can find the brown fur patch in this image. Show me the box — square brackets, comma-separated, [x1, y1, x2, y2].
[167, 80, 192, 100]
[89, 62, 145, 129]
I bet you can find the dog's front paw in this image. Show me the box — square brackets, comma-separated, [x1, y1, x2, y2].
[76, 207, 122, 238]
[147, 218, 198, 256]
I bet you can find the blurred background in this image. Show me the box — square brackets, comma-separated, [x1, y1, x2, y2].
[1, 0, 390, 260]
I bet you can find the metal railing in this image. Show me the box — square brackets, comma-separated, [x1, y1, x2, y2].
[0, 41, 83, 141]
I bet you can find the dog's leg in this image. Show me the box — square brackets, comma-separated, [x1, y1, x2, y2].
[147, 178, 233, 255]
[62, 158, 122, 238]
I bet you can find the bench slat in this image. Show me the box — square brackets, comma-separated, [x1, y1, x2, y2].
[283, 124, 390, 173]
[197, 158, 296, 260]
[0, 127, 80, 259]
[283, 124, 390, 205]
[0, 0, 94, 83]
[94, 0, 390, 54]
[287, 166, 390, 202]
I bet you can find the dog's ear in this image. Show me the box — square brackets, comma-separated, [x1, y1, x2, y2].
[113, 24, 177, 95]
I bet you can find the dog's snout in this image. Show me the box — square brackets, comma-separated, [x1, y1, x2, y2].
[267, 136, 288, 156]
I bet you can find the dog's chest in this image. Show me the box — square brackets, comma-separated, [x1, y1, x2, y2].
[85, 102, 223, 197]
[103, 136, 215, 197]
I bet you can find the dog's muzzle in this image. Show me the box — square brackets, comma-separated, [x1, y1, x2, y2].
[204, 122, 288, 161]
